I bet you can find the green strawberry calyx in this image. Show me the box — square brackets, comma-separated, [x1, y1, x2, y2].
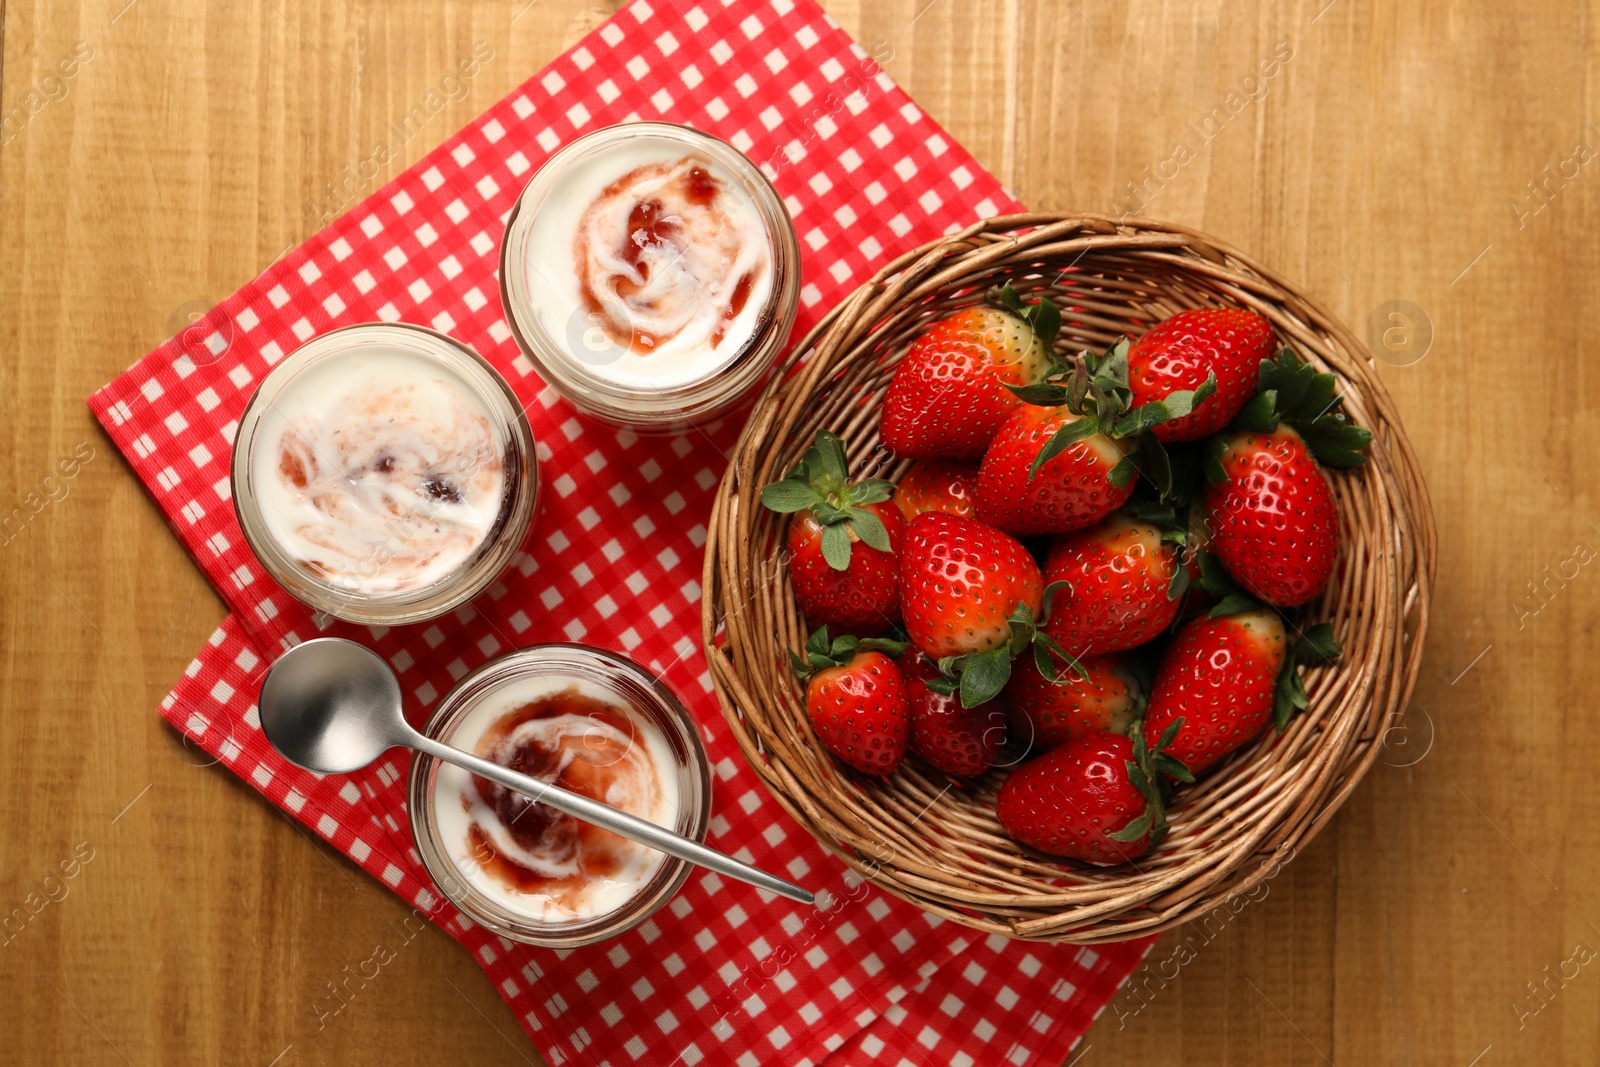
[761, 429, 897, 572]
[1272, 622, 1342, 729]
[923, 582, 1089, 708]
[1005, 338, 1216, 498]
[1109, 718, 1194, 847]
[1192, 549, 1266, 619]
[1206, 347, 1373, 479]
[989, 283, 1063, 354]
[790, 625, 908, 680]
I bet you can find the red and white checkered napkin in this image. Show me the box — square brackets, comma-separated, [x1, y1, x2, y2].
[88, 1, 1153, 1062]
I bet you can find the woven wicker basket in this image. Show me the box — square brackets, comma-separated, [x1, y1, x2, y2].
[701, 214, 1435, 943]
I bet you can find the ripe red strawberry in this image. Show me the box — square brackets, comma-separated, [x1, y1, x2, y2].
[1002, 653, 1137, 749]
[785, 504, 904, 634]
[974, 404, 1134, 535]
[1126, 307, 1275, 442]
[764, 430, 903, 635]
[904, 654, 1006, 775]
[1199, 347, 1372, 606]
[880, 288, 1057, 459]
[893, 458, 980, 523]
[1140, 610, 1286, 774]
[899, 513, 1043, 660]
[996, 730, 1183, 865]
[1204, 425, 1339, 607]
[1040, 513, 1182, 656]
[795, 629, 910, 776]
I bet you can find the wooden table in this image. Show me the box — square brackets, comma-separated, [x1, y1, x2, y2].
[2, 0, 1592, 1063]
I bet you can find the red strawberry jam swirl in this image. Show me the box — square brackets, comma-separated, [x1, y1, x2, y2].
[268, 379, 504, 591]
[459, 688, 669, 912]
[574, 154, 765, 355]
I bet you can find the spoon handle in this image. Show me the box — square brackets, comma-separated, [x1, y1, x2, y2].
[412, 734, 815, 907]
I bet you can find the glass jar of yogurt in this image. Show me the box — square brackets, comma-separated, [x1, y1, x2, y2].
[500, 122, 801, 431]
[232, 323, 539, 626]
[408, 644, 712, 947]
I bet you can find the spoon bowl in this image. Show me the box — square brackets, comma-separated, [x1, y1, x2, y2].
[260, 638, 406, 774]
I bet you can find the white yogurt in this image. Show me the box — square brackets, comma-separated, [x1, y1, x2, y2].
[249, 347, 506, 594]
[433, 675, 680, 924]
[521, 135, 774, 388]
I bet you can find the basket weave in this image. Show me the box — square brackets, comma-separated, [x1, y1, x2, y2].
[700, 214, 1435, 943]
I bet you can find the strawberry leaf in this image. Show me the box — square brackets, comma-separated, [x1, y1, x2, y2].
[1155, 716, 1183, 752]
[846, 507, 891, 553]
[858, 636, 908, 657]
[1096, 338, 1131, 384]
[924, 675, 958, 696]
[1129, 501, 1178, 526]
[794, 627, 843, 677]
[813, 430, 850, 484]
[1298, 371, 1338, 422]
[1067, 359, 1092, 412]
[810, 500, 848, 525]
[1108, 809, 1153, 843]
[829, 634, 861, 659]
[1240, 348, 1373, 468]
[820, 522, 853, 571]
[1166, 560, 1191, 601]
[1032, 632, 1088, 682]
[761, 480, 822, 512]
[1106, 452, 1141, 489]
[765, 431, 905, 558]
[1205, 593, 1256, 618]
[1202, 435, 1231, 485]
[1113, 403, 1166, 439]
[993, 283, 1027, 318]
[848, 479, 897, 505]
[1155, 754, 1195, 784]
[1233, 389, 1279, 434]
[793, 627, 905, 681]
[1271, 359, 1313, 415]
[1163, 372, 1218, 418]
[1271, 620, 1340, 727]
[1029, 416, 1099, 479]
[1005, 601, 1039, 656]
[1293, 623, 1341, 662]
[1126, 760, 1153, 798]
[958, 647, 1012, 707]
[1297, 416, 1373, 470]
[1145, 715, 1194, 786]
[1038, 578, 1073, 625]
[992, 284, 1063, 351]
[1273, 657, 1310, 729]
[1006, 381, 1074, 406]
[1135, 432, 1173, 499]
[1025, 296, 1062, 352]
[1194, 551, 1265, 616]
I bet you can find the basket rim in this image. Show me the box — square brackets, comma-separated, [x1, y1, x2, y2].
[700, 212, 1437, 943]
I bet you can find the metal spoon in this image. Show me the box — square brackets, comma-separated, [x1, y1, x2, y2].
[257, 637, 814, 906]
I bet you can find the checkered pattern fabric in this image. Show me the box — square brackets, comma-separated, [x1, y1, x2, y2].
[87, 1, 1153, 1063]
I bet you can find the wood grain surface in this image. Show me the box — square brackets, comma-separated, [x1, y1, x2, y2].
[1, 1, 1594, 1064]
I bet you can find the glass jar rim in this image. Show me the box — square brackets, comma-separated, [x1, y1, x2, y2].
[499, 121, 801, 430]
[407, 643, 712, 947]
[231, 322, 539, 625]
